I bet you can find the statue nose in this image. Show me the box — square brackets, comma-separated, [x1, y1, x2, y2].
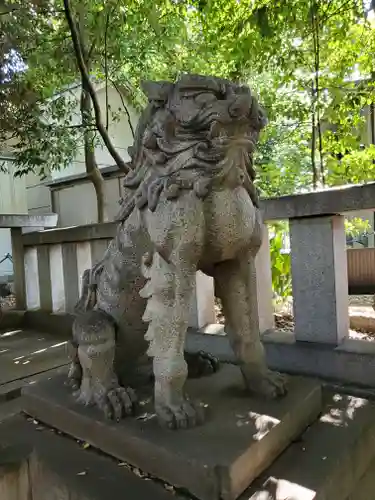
[228, 94, 251, 118]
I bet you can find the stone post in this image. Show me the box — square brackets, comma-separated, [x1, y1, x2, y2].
[49, 244, 66, 313]
[24, 247, 40, 310]
[10, 228, 26, 310]
[189, 271, 216, 330]
[254, 224, 275, 333]
[289, 215, 349, 344]
[37, 245, 52, 311]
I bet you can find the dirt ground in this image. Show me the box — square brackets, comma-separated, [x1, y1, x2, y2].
[215, 295, 375, 341]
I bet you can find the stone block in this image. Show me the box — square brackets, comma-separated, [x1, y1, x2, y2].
[244, 390, 375, 500]
[347, 456, 375, 500]
[0, 214, 58, 228]
[260, 181, 375, 221]
[290, 215, 349, 344]
[0, 416, 175, 500]
[0, 443, 32, 500]
[22, 364, 322, 500]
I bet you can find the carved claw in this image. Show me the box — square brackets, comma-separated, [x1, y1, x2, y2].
[241, 368, 287, 399]
[97, 386, 138, 422]
[185, 351, 220, 379]
[155, 399, 205, 430]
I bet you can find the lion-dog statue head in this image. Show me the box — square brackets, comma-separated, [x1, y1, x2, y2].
[116, 74, 267, 221]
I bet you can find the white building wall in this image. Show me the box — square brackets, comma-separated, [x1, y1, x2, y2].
[50, 85, 137, 181]
[25, 171, 52, 215]
[44, 84, 138, 227]
[0, 158, 28, 280]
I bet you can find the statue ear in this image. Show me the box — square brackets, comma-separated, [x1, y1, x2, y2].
[141, 80, 173, 102]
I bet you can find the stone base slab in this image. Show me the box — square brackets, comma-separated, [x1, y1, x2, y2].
[244, 390, 375, 500]
[22, 364, 322, 500]
[0, 415, 174, 500]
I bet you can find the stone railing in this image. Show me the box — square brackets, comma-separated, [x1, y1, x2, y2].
[19, 222, 217, 330]
[0, 213, 58, 309]
[8, 181, 375, 387]
[187, 182, 375, 388]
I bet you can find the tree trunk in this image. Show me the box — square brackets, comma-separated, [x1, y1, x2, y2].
[80, 81, 107, 223]
[74, 6, 107, 224]
[63, 0, 130, 173]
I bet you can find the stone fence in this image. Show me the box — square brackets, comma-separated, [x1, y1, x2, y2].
[19, 222, 219, 330]
[4, 182, 375, 387]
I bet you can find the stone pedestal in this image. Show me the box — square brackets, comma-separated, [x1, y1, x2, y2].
[22, 365, 322, 500]
[290, 215, 349, 344]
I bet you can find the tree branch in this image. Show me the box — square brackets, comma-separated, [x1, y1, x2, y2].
[110, 79, 135, 139]
[312, 0, 325, 185]
[63, 0, 130, 173]
[104, 7, 110, 131]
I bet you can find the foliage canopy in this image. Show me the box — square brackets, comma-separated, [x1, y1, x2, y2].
[0, 0, 374, 193]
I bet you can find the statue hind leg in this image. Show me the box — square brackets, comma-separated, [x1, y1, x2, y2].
[214, 250, 287, 398]
[71, 310, 137, 420]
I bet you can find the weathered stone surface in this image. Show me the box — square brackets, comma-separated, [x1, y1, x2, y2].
[0, 442, 32, 500]
[290, 215, 349, 344]
[22, 364, 322, 500]
[0, 328, 68, 385]
[259, 181, 375, 221]
[187, 329, 375, 389]
[0, 213, 58, 228]
[244, 390, 375, 500]
[0, 399, 24, 421]
[67, 74, 287, 429]
[0, 365, 68, 403]
[0, 416, 176, 500]
[347, 456, 375, 500]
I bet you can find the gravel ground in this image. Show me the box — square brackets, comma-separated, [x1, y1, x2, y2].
[215, 296, 375, 341]
[349, 295, 374, 307]
[0, 294, 16, 311]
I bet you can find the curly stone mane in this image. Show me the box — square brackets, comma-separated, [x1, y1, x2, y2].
[116, 74, 267, 221]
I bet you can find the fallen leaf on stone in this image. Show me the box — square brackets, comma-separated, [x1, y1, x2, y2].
[82, 442, 90, 449]
[136, 412, 149, 420]
[136, 412, 155, 421]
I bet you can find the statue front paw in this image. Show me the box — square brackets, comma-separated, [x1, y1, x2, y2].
[96, 385, 138, 422]
[241, 367, 287, 399]
[155, 398, 205, 430]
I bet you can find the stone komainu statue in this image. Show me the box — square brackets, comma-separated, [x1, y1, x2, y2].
[68, 74, 286, 430]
